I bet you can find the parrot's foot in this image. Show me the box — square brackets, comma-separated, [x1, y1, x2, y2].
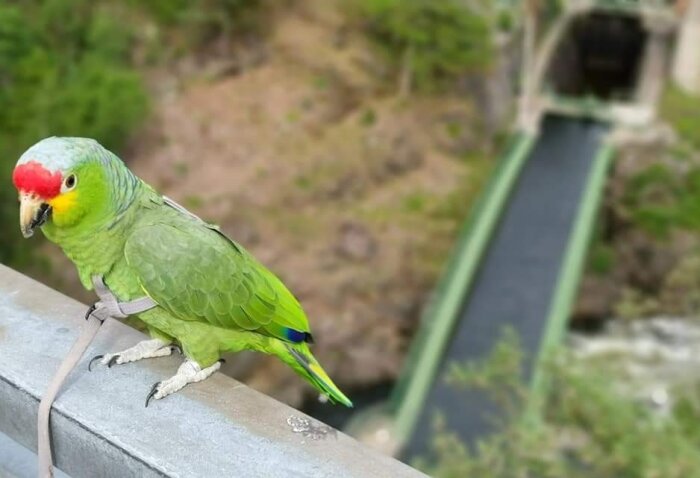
[88, 339, 180, 371]
[145, 359, 223, 407]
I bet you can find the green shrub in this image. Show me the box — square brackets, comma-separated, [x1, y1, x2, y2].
[588, 241, 615, 276]
[586, 218, 615, 276]
[0, 1, 149, 266]
[661, 86, 700, 150]
[87, 5, 136, 61]
[418, 330, 700, 477]
[621, 163, 700, 238]
[354, 0, 493, 92]
[49, 59, 148, 150]
[137, 0, 261, 49]
[0, 0, 267, 270]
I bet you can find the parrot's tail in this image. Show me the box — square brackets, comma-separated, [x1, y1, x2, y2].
[283, 343, 353, 408]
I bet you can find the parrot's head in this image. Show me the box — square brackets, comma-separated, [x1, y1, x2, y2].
[12, 137, 122, 238]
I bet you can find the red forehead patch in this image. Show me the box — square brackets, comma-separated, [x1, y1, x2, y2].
[13, 161, 62, 199]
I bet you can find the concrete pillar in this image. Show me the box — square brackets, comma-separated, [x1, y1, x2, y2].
[637, 15, 675, 114]
[672, 0, 700, 94]
[517, 0, 538, 133]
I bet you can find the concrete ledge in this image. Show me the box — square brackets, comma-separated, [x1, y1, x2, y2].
[0, 264, 425, 478]
[0, 430, 67, 478]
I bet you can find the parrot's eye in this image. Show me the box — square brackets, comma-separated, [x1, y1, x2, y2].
[62, 174, 77, 192]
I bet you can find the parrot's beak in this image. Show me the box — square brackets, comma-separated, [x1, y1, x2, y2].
[19, 193, 51, 238]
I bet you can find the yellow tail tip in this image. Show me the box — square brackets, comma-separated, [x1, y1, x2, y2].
[309, 362, 353, 407]
[286, 343, 353, 407]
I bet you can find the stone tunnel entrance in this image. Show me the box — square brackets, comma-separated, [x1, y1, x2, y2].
[546, 12, 649, 101]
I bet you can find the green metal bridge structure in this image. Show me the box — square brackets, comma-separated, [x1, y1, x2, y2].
[370, 0, 685, 459]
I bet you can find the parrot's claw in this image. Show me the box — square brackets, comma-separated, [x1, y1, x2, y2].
[84, 304, 97, 321]
[144, 359, 222, 408]
[88, 355, 104, 372]
[107, 355, 119, 368]
[145, 382, 160, 408]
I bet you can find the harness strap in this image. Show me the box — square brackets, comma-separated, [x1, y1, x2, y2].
[37, 276, 156, 478]
[92, 275, 157, 319]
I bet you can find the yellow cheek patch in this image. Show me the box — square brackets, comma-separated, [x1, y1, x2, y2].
[48, 190, 78, 221]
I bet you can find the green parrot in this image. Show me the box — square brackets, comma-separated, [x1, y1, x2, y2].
[13, 137, 352, 407]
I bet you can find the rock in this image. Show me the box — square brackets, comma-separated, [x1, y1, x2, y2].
[614, 230, 680, 292]
[572, 275, 620, 325]
[569, 317, 700, 416]
[609, 122, 677, 150]
[384, 134, 423, 175]
[659, 252, 700, 316]
[365, 128, 424, 182]
[335, 221, 377, 261]
[433, 110, 479, 156]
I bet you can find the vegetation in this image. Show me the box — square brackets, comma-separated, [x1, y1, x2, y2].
[661, 86, 700, 151]
[136, 0, 262, 54]
[0, 0, 263, 268]
[418, 330, 700, 478]
[0, 1, 148, 267]
[574, 87, 700, 322]
[621, 163, 700, 238]
[353, 0, 494, 92]
[620, 86, 700, 238]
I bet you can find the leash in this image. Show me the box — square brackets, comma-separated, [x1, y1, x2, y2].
[37, 276, 156, 478]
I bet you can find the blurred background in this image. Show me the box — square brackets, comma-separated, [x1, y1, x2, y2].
[1, 0, 700, 476]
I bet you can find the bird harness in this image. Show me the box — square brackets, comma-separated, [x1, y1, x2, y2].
[37, 275, 157, 478]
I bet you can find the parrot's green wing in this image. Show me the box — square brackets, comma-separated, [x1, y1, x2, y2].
[123, 217, 312, 343]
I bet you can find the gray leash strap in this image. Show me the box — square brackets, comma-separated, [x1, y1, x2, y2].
[92, 276, 157, 318]
[37, 276, 156, 478]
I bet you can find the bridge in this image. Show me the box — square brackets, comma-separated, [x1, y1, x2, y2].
[371, 0, 698, 460]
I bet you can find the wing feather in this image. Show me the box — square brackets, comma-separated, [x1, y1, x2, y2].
[124, 218, 310, 340]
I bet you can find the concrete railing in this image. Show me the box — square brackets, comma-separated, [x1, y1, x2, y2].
[0, 264, 425, 478]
